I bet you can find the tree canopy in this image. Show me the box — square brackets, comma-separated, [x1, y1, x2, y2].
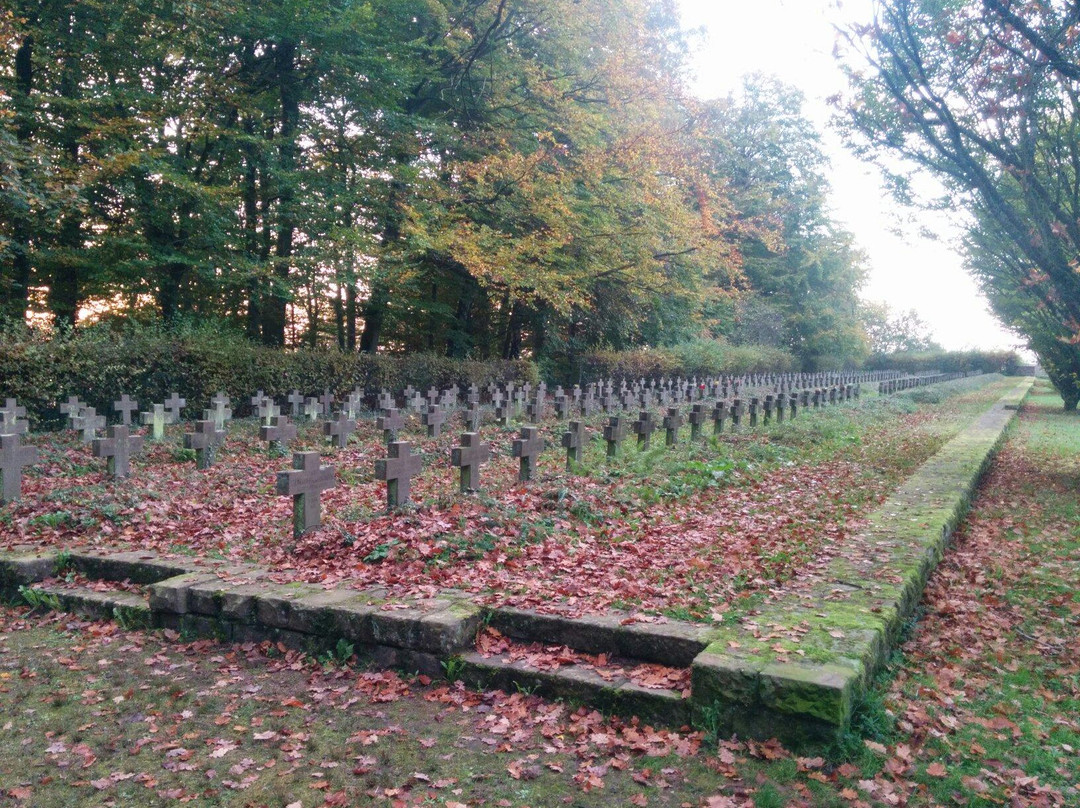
[1, 0, 871, 372]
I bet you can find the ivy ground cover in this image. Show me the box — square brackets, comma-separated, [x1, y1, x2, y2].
[2, 376, 1016, 621]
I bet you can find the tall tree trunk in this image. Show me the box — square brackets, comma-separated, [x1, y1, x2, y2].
[359, 282, 389, 353]
[4, 34, 34, 323]
[345, 282, 357, 351]
[51, 31, 83, 331]
[333, 282, 345, 350]
[262, 39, 299, 347]
[242, 119, 261, 341]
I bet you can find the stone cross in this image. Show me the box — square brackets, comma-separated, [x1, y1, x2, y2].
[1, 433, 38, 504]
[731, 398, 742, 429]
[603, 415, 627, 458]
[789, 392, 798, 419]
[288, 390, 305, 417]
[318, 389, 335, 417]
[377, 408, 405, 445]
[184, 420, 225, 469]
[206, 393, 233, 431]
[422, 405, 445, 438]
[164, 393, 186, 425]
[526, 398, 544, 423]
[276, 451, 336, 537]
[495, 403, 511, 427]
[375, 441, 423, 509]
[633, 411, 657, 449]
[0, 411, 28, 437]
[345, 392, 364, 420]
[59, 396, 84, 429]
[463, 404, 481, 433]
[512, 426, 545, 482]
[257, 400, 280, 426]
[92, 425, 143, 479]
[688, 404, 707, 441]
[260, 415, 298, 452]
[324, 413, 355, 448]
[663, 407, 684, 446]
[554, 395, 569, 419]
[74, 407, 106, 444]
[302, 397, 320, 422]
[748, 398, 759, 428]
[140, 403, 168, 441]
[250, 390, 270, 412]
[451, 432, 491, 492]
[113, 394, 138, 426]
[561, 420, 585, 469]
[409, 392, 425, 413]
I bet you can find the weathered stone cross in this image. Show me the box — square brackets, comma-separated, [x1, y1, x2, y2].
[140, 403, 168, 441]
[663, 407, 684, 447]
[561, 420, 585, 469]
[112, 394, 138, 426]
[324, 413, 355, 448]
[603, 415, 627, 458]
[287, 390, 305, 417]
[260, 415, 298, 452]
[512, 426, 545, 482]
[164, 393, 186, 425]
[451, 433, 491, 492]
[422, 405, 445, 438]
[276, 451, 336, 537]
[92, 425, 144, 478]
[633, 411, 657, 449]
[377, 408, 405, 445]
[74, 407, 106, 444]
[184, 420, 225, 469]
[206, 393, 232, 430]
[1, 433, 38, 503]
[375, 441, 423, 510]
[59, 396, 84, 429]
[688, 404, 707, 441]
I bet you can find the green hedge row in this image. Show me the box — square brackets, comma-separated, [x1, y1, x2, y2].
[0, 324, 538, 428]
[576, 339, 797, 382]
[864, 349, 1022, 375]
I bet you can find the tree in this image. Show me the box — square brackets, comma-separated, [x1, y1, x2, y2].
[861, 300, 939, 354]
[839, 0, 1080, 408]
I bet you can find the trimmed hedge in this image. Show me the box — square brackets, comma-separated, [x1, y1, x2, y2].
[577, 339, 797, 382]
[865, 349, 1022, 376]
[0, 324, 538, 428]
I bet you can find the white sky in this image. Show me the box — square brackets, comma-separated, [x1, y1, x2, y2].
[678, 0, 1026, 353]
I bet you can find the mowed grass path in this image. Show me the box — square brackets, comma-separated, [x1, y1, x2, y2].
[0, 379, 1077, 807]
[4, 377, 1015, 620]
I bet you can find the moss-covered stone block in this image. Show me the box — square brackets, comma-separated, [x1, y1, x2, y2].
[759, 661, 858, 726]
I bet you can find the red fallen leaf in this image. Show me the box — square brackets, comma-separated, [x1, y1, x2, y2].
[7, 787, 32, 801]
[926, 761, 947, 777]
[630, 794, 648, 806]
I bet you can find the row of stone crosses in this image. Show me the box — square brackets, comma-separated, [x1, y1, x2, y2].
[0, 370, 919, 533]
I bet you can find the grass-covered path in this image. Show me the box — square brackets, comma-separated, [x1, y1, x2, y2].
[0, 380, 1076, 807]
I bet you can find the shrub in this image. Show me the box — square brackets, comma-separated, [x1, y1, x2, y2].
[0, 321, 538, 428]
[865, 349, 1022, 376]
[576, 338, 797, 383]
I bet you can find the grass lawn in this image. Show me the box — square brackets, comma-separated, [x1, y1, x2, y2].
[1, 377, 1077, 807]
[3, 376, 1015, 621]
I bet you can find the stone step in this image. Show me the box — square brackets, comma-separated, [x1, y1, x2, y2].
[30, 583, 151, 626]
[458, 651, 691, 728]
[486, 606, 713, 667]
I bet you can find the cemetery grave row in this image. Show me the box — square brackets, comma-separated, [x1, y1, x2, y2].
[0, 371, 993, 622]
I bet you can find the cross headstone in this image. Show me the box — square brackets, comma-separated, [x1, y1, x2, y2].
[0, 433, 38, 504]
[409, 391, 425, 413]
[345, 392, 365, 420]
[288, 390, 305, 417]
[554, 395, 569, 420]
[0, 411, 28, 437]
[140, 403, 168, 441]
[633, 411, 657, 449]
[276, 451, 336, 537]
[377, 408, 405, 445]
[526, 397, 544, 423]
[463, 404, 481, 433]
[59, 396, 85, 429]
[375, 442, 423, 510]
[92, 425, 144, 479]
[422, 405, 445, 438]
[301, 397, 320, 422]
[324, 413, 355, 449]
[260, 415, 298, 452]
[206, 393, 233, 431]
[184, 420, 225, 469]
[164, 393, 186, 425]
[511, 426, 545, 482]
[603, 415, 627, 458]
[663, 407, 684, 447]
[250, 390, 270, 412]
[112, 394, 138, 426]
[318, 389, 335, 418]
[689, 404, 707, 441]
[731, 398, 742, 429]
[451, 432, 491, 492]
[257, 400, 280, 426]
[74, 407, 106, 444]
[561, 420, 585, 469]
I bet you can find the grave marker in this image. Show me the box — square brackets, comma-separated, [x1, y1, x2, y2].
[689, 404, 707, 441]
[663, 407, 684, 446]
[260, 415, 298, 452]
[59, 396, 85, 429]
[184, 420, 225, 469]
[74, 407, 106, 444]
[324, 413, 356, 448]
[319, 389, 335, 417]
[303, 397, 321, 422]
[205, 393, 233, 431]
[463, 404, 481, 432]
[140, 403, 168, 441]
[511, 426, 545, 482]
[561, 420, 585, 469]
[603, 415, 627, 458]
[288, 390, 305, 417]
[450, 433, 491, 492]
[0, 433, 38, 504]
[377, 408, 405, 444]
[0, 411, 28, 437]
[276, 451, 336, 537]
[375, 442, 423, 509]
[423, 405, 446, 438]
[92, 425, 144, 479]
[633, 410, 657, 449]
[164, 393, 186, 425]
[113, 394, 138, 426]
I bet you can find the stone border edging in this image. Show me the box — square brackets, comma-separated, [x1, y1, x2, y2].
[688, 378, 1034, 747]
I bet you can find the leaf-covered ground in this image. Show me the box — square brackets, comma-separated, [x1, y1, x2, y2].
[1, 379, 1076, 807]
[2, 378, 1015, 619]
